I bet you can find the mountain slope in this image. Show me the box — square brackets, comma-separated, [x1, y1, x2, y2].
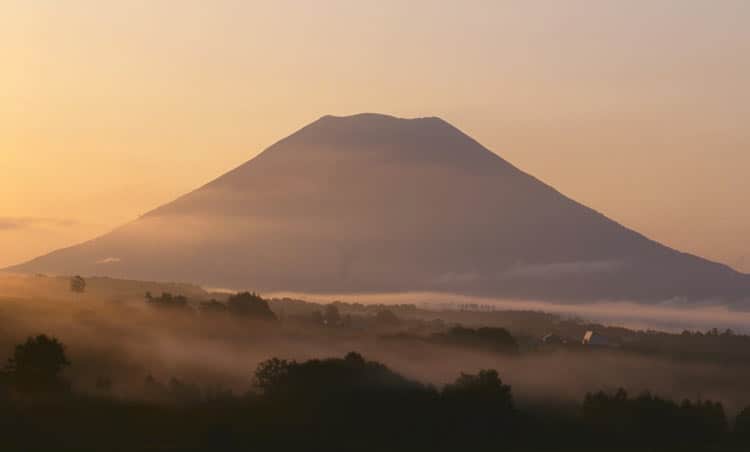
[9, 114, 750, 303]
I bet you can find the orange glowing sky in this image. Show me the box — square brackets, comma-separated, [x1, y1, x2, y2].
[2, 1, 749, 272]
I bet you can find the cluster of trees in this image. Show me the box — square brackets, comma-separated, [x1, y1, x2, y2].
[224, 292, 277, 320]
[254, 352, 430, 399]
[379, 302, 750, 365]
[431, 326, 520, 354]
[145, 291, 277, 321]
[69, 275, 86, 293]
[309, 300, 418, 315]
[310, 304, 347, 326]
[165, 292, 750, 369]
[1, 335, 750, 451]
[737, 407, 750, 441]
[1, 334, 70, 394]
[309, 304, 400, 328]
[682, 328, 738, 337]
[374, 308, 400, 326]
[583, 389, 728, 447]
[145, 291, 189, 309]
[386, 326, 520, 355]
[624, 328, 750, 364]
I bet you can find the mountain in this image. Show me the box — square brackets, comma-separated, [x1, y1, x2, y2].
[8, 113, 750, 304]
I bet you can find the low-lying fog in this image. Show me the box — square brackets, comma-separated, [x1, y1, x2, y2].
[264, 291, 750, 335]
[2, 273, 749, 415]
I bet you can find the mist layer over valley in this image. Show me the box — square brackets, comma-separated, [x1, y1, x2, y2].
[2, 273, 749, 417]
[265, 291, 750, 334]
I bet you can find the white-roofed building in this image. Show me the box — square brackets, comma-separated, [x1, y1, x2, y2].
[582, 330, 610, 346]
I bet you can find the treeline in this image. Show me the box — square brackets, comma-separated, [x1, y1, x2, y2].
[141, 290, 750, 365]
[621, 328, 750, 363]
[1, 335, 749, 451]
[583, 389, 729, 447]
[383, 325, 520, 355]
[146, 291, 409, 331]
[145, 291, 277, 320]
[274, 295, 750, 365]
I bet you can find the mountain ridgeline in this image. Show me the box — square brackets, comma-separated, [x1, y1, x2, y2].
[9, 114, 750, 304]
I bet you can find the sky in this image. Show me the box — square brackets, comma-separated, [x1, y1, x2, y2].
[2, 0, 749, 272]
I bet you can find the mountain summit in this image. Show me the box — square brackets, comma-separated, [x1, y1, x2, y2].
[10, 114, 750, 303]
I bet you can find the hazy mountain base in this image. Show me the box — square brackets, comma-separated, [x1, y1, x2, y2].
[11, 114, 750, 303]
[1, 273, 749, 416]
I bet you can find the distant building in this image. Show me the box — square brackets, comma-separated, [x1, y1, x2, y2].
[582, 330, 610, 346]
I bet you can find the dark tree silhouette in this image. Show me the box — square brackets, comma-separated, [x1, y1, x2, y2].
[736, 406, 750, 438]
[374, 309, 400, 326]
[199, 299, 228, 314]
[5, 335, 70, 392]
[145, 292, 190, 310]
[253, 357, 292, 394]
[323, 304, 341, 326]
[253, 352, 428, 398]
[95, 376, 113, 393]
[70, 275, 86, 293]
[432, 326, 519, 354]
[1, 341, 744, 452]
[582, 388, 727, 446]
[443, 369, 514, 410]
[311, 310, 324, 325]
[227, 292, 276, 320]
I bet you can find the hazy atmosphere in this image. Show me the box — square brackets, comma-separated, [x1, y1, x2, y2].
[3, 3, 750, 451]
[3, 0, 750, 272]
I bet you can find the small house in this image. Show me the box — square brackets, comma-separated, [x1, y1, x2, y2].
[582, 330, 610, 346]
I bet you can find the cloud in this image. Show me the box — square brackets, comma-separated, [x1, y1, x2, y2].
[96, 257, 122, 264]
[0, 218, 31, 230]
[0, 217, 78, 231]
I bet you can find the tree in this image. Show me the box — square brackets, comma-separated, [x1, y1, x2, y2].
[735, 406, 750, 438]
[227, 292, 276, 320]
[253, 352, 426, 398]
[5, 335, 70, 392]
[441, 369, 515, 437]
[582, 389, 727, 446]
[432, 326, 519, 355]
[443, 369, 514, 411]
[253, 357, 292, 393]
[374, 309, 400, 326]
[95, 376, 113, 393]
[70, 275, 86, 293]
[199, 299, 228, 314]
[323, 304, 341, 326]
[145, 292, 190, 310]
